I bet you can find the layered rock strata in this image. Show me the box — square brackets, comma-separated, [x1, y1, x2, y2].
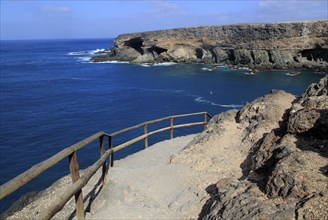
[92, 20, 328, 71]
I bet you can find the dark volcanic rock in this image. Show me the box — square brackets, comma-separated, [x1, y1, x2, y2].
[288, 77, 328, 137]
[200, 178, 295, 220]
[93, 20, 328, 71]
[199, 76, 328, 220]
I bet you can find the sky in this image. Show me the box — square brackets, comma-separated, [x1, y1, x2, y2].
[1, 0, 327, 40]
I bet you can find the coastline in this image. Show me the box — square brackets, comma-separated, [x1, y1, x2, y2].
[3, 76, 327, 219]
[91, 20, 328, 73]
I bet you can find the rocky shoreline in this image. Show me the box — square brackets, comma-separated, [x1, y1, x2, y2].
[92, 20, 328, 72]
[2, 76, 327, 219]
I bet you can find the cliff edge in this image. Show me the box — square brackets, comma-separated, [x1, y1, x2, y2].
[92, 20, 328, 71]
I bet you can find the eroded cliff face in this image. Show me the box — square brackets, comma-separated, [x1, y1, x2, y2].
[93, 20, 328, 71]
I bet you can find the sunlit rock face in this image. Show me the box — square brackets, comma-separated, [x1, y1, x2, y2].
[93, 20, 328, 71]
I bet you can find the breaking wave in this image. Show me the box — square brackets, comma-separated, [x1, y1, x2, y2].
[67, 48, 106, 56]
[139, 62, 176, 67]
[194, 97, 243, 108]
[285, 71, 301, 76]
[95, 60, 129, 64]
[89, 48, 106, 54]
[76, 57, 92, 63]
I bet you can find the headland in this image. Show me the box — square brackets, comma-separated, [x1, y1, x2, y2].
[92, 20, 328, 72]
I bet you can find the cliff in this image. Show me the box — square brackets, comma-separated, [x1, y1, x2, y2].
[92, 20, 328, 71]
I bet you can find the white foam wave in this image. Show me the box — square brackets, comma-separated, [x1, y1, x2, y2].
[90, 48, 106, 54]
[153, 62, 176, 66]
[195, 97, 243, 108]
[67, 48, 108, 56]
[139, 62, 176, 67]
[140, 64, 151, 67]
[285, 71, 301, 76]
[95, 60, 129, 64]
[77, 57, 91, 61]
[201, 66, 217, 71]
[238, 67, 252, 71]
[244, 71, 254, 75]
[76, 57, 92, 63]
[67, 51, 89, 55]
[202, 67, 213, 71]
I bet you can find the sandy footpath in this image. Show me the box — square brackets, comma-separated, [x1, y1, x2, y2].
[90, 134, 201, 219]
[90, 116, 247, 219]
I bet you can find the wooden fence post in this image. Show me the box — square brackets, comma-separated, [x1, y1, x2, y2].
[204, 112, 207, 130]
[144, 124, 149, 148]
[170, 117, 174, 139]
[108, 136, 114, 167]
[68, 151, 85, 220]
[99, 135, 107, 184]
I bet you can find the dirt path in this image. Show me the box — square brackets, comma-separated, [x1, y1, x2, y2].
[90, 134, 200, 219]
[91, 119, 247, 219]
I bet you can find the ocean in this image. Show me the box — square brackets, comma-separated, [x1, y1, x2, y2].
[0, 38, 324, 212]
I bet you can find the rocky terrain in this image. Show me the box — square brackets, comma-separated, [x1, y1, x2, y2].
[197, 76, 328, 219]
[1, 76, 327, 219]
[92, 20, 328, 72]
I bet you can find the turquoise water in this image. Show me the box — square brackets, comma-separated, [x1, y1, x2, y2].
[0, 39, 324, 212]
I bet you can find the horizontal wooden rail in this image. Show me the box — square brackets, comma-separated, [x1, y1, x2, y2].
[1, 111, 212, 220]
[0, 132, 105, 200]
[171, 111, 208, 118]
[112, 134, 148, 153]
[111, 121, 206, 153]
[109, 111, 210, 137]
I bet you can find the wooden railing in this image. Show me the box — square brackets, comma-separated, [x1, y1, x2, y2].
[0, 112, 212, 220]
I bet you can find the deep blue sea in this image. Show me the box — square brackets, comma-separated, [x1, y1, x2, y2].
[0, 39, 324, 212]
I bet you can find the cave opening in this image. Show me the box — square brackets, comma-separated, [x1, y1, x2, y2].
[228, 50, 236, 62]
[307, 55, 313, 61]
[268, 50, 274, 63]
[124, 37, 144, 55]
[148, 46, 167, 56]
[301, 48, 328, 62]
[195, 48, 203, 59]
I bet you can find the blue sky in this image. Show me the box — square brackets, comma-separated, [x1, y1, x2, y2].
[1, 0, 327, 40]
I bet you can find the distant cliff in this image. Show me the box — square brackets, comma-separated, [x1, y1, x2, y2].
[92, 20, 328, 71]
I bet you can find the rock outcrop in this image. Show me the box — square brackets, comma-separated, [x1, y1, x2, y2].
[92, 20, 328, 71]
[198, 76, 328, 219]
